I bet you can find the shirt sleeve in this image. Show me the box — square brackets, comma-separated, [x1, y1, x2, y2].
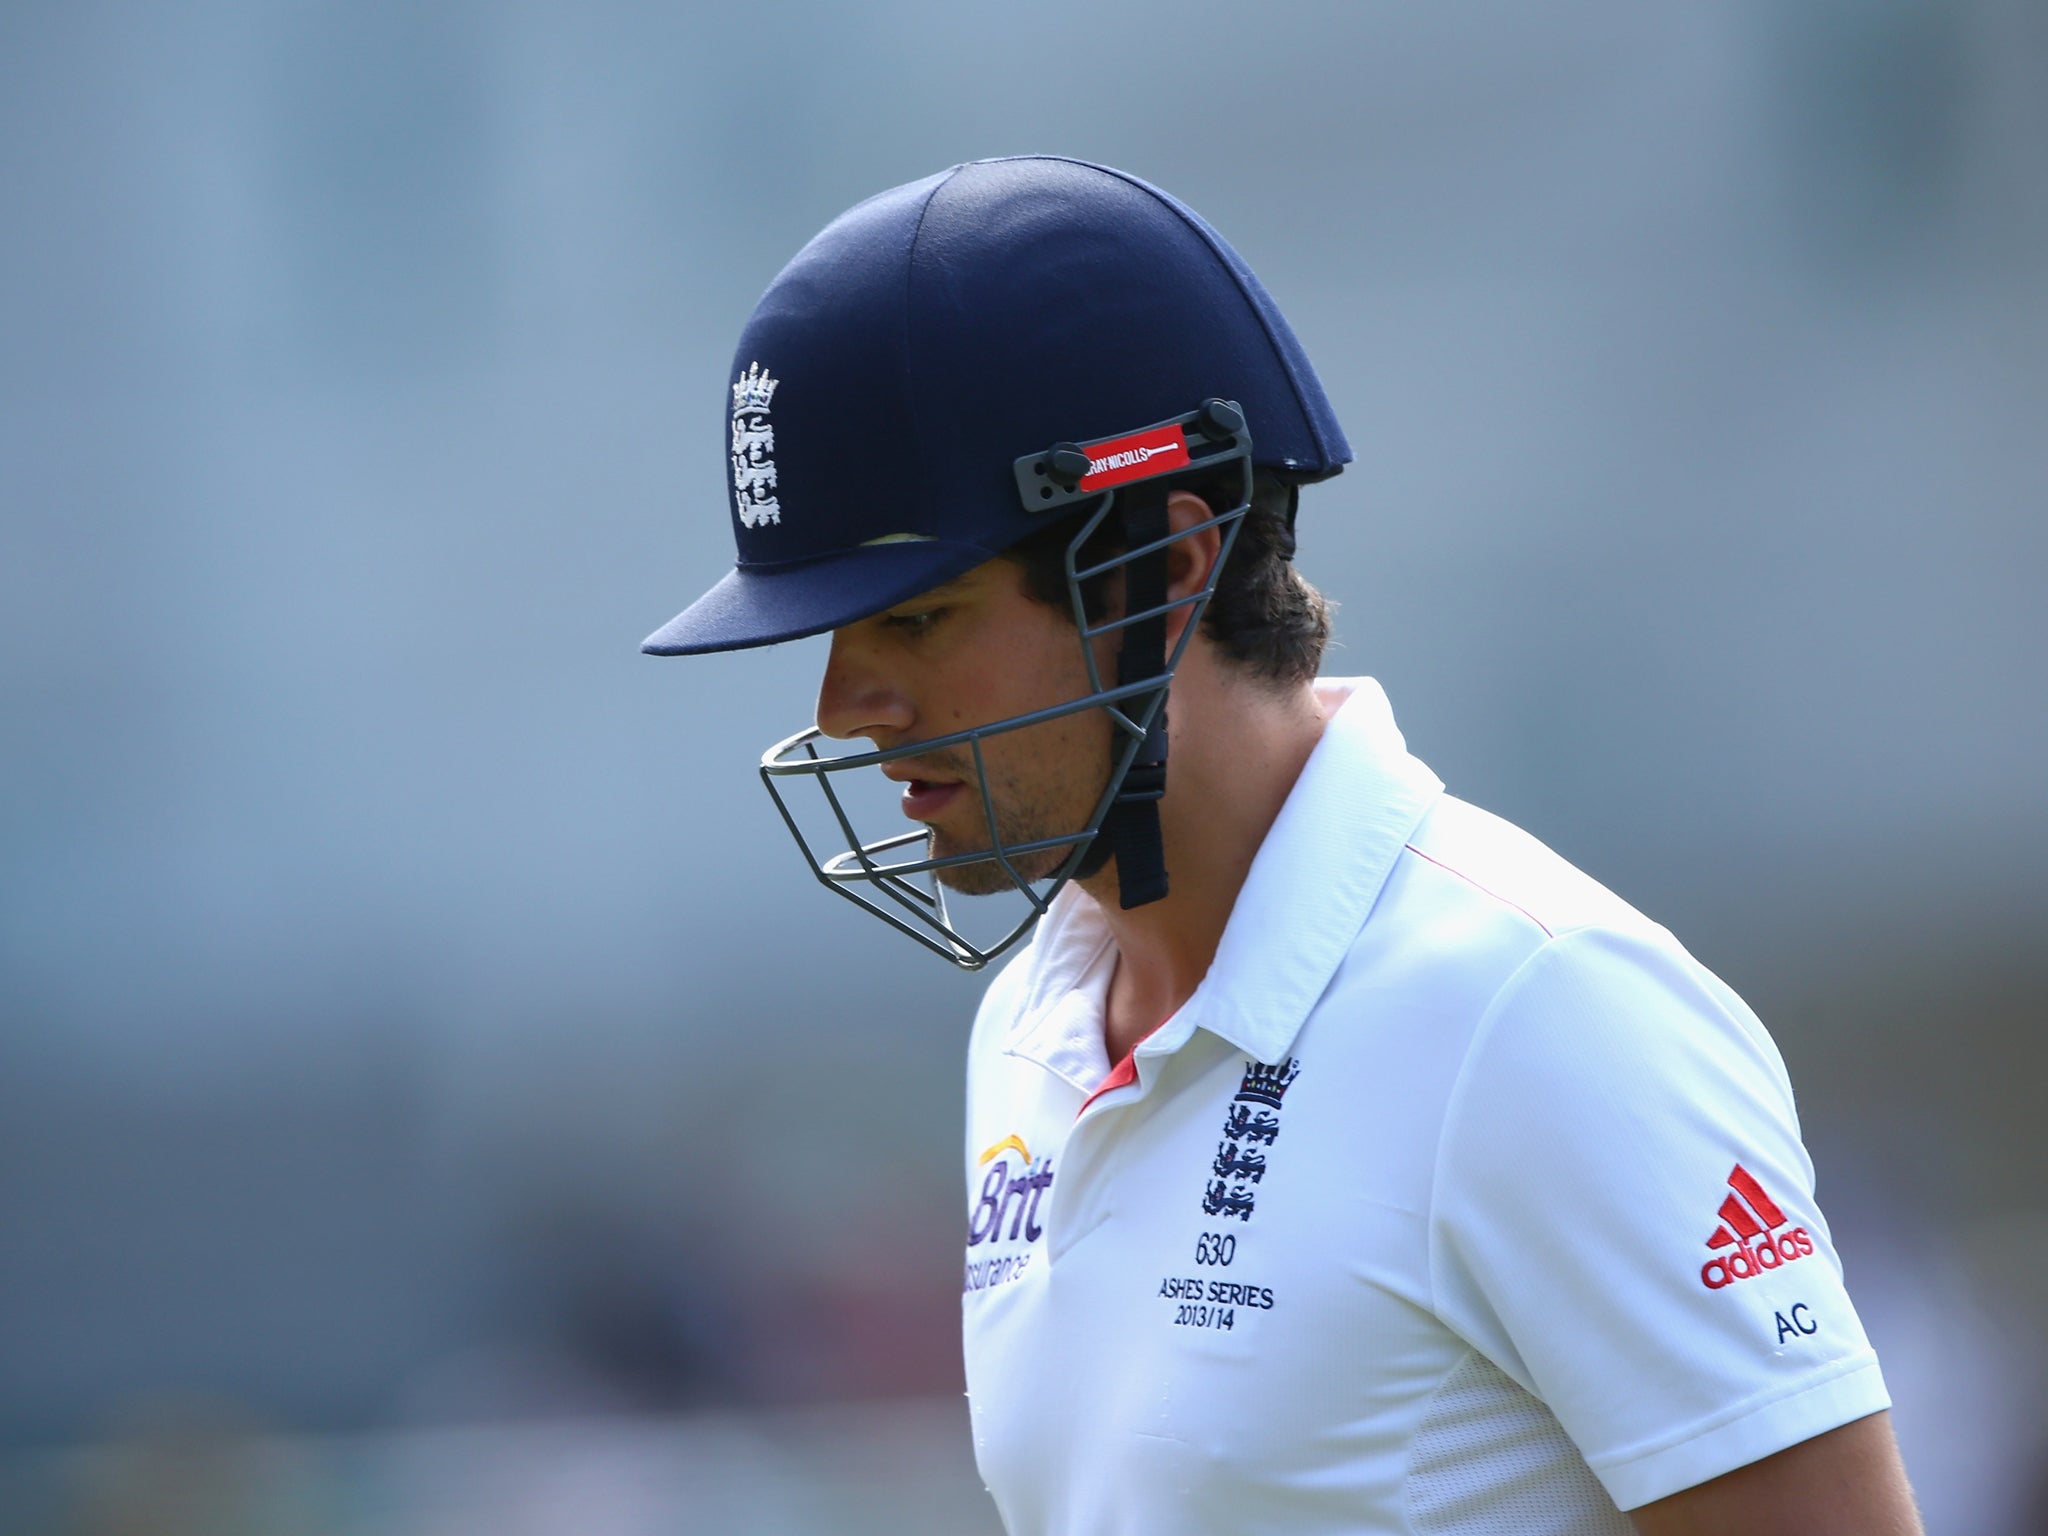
[1427, 925, 1890, 1511]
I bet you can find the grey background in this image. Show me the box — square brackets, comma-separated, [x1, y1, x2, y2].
[2, 1, 2044, 1531]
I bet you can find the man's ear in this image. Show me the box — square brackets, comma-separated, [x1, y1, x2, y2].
[1162, 489, 1225, 647]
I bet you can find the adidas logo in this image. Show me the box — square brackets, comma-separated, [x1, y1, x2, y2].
[1700, 1164, 1814, 1290]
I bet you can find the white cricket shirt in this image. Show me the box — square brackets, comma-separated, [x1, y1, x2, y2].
[960, 678, 1888, 1535]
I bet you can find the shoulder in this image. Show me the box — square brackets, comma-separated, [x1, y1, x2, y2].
[1395, 793, 1666, 947]
[1447, 924, 1795, 1148]
[1322, 790, 1796, 1183]
[1411, 822, 1808, 1284]
[1395, 798, 1794, 1155]
[1327, 793, 1703, 1032]
[1411, 798, 1784, 1106]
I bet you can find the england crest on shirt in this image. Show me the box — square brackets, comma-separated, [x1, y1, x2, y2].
[1201, 1057, 1301, 1221]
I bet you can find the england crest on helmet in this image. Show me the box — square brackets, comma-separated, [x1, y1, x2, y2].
[731, 361, 781, 528]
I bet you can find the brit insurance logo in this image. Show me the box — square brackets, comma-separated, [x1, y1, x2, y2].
[1701, 1163, 1814, 1290]
[964, 1133, 1054, 1294]
[1200, 1057, 1300, 1222]
[730, 361, 780, 527]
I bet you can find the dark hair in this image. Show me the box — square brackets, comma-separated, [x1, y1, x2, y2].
[1004, 466, 1331, 687]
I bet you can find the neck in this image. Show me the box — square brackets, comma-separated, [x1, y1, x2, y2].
[1081, 662, 1328, 1062]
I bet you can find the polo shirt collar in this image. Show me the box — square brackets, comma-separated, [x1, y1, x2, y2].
[1001, 677, 1443, 1082]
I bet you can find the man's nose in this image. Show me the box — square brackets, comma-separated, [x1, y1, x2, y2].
[815, 630, 913, 742]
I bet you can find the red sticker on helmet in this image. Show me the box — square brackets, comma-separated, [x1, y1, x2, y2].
[1077, 424, 1190, 492]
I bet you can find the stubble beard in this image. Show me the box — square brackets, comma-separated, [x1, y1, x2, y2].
[927, 790, 1091, 896]
[924, 746, 1111, 897]
[911, 700, 1116, 897]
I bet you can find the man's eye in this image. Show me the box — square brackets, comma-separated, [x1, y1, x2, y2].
[884, 607, 947, 633]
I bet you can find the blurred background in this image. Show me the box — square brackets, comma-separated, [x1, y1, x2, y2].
[3, 1, 2045, 1531]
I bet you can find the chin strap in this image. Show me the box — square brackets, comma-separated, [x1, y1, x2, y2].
[1025, 399, 1254, 912]
[1084, 489, 1172, 909]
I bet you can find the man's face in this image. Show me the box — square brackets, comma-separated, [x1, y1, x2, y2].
[814, 557, 1115, 895]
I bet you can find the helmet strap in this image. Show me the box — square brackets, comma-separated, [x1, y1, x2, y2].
[1081, 490, 1172, 909]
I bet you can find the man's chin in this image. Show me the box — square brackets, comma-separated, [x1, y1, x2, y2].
[929, 834, 1085, 896]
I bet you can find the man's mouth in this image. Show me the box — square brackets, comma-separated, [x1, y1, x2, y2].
[899, 778, 966, 821]
[879, 760, 970, 821]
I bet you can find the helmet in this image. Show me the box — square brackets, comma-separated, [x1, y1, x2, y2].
[642, 156, 1349, 968]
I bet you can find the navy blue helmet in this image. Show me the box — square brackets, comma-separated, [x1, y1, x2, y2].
[643, 156, 1349, 967]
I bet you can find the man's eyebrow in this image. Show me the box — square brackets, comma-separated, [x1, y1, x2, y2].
[899, 578, 971, 602]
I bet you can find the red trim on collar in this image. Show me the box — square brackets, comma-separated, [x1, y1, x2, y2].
[1076, 1015, 1172, 1115]
[1077, 1051, 1139, 1116]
